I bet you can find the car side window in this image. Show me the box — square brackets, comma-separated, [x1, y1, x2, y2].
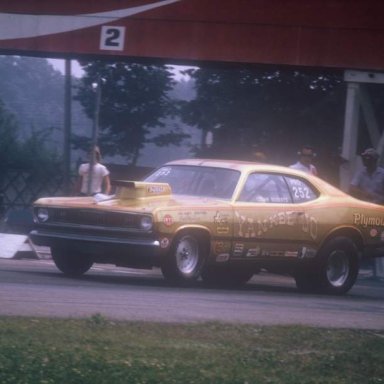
[145, 165, 240, 199]
[285, 176, 318, 203]
[238, 173, 291, 203]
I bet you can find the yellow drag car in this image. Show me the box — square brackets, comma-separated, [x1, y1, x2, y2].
[30, 159, 384, 294]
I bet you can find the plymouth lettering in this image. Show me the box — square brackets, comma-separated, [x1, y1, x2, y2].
[353, 213, 384, 228]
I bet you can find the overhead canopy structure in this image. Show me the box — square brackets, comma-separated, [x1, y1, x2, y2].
[0, 0, 383, 70]
[1, 0, 384, 189]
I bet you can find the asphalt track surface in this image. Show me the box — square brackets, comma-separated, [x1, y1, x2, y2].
[0, 258, 383, 329]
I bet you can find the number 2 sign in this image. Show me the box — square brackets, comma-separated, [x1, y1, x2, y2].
[100, 26, 126, 51]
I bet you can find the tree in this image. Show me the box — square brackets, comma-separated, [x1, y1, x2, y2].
[180, 65, 346, 181]
[0, 99, 20, 174]
[0, 98, 61, 180]
[75, 61, 187, 165]
[180, 67, 268, 156]
[0, 55, 66, 146]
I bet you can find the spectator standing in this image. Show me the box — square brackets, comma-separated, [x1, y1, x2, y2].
[249, 144, 268, 163]
[349, 148, 384, 204]
[76, 146, 111, 196]
[252, 150, 268, 163]
[289, 145, 318, 176]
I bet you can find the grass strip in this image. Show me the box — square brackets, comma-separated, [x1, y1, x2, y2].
[0, 315, 383, 384]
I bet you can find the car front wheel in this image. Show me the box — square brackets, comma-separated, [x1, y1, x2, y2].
[161, 233, 207, 284]
[51, 246, 93, 277]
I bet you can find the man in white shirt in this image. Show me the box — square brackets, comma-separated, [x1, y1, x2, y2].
[289, 145, 318, 176]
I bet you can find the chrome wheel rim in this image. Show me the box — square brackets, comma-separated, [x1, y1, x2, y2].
[175, 235, 199, 275]
[326, 250, 350, 287]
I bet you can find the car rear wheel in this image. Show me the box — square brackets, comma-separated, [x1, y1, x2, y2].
[201, 265, 254, 287]
[51, 246, 93, 277]
[295, 237, 359, 295]
[161, 233, 207, 284]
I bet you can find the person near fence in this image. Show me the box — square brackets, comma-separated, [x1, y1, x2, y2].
[76, 146, 111, 196]
[289, 145, 318, 176]
[349, 148, 384, 204]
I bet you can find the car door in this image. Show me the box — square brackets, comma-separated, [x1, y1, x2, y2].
[232, 172, 319, 260]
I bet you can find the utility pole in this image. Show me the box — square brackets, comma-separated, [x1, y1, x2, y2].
[63, 59, 72, 195]
[87, 75, 102, 195]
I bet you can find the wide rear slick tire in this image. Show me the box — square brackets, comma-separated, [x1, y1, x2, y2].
[51, 246, 93, 277]
[161, 232, 207, 285]
[295, 237, 359, 295]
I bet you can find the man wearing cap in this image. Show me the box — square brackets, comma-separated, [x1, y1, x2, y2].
[289, 145, 318, 176]
[349, 148, 384, 204]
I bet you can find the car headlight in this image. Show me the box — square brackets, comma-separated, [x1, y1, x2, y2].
[140, 216, 153, 231]
[37, 208, 49, 222]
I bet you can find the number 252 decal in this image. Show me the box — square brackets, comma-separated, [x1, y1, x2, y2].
[100, 26, 126, 51]
[292, 186, 310, 199]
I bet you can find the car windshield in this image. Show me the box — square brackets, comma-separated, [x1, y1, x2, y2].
[144, 165, 240, 199]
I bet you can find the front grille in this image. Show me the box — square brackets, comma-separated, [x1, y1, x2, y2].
[48, 208, 140, 229]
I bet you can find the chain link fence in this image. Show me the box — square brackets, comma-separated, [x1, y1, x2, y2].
[0, 168, 74, 233]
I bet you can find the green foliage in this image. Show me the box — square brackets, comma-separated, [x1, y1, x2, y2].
[18, 127, 61, 177]
[0, 99, 61, 180]
[0, 99, 20, 171]
[0, 56, 66, 204]
[0, 318, 383, 384]
[0, 56, 65, 149]
[86, 313, 109, 327]
[0, 55, 93, 169]
[75, 61, 178, 165]
[181, 66, 346, 181]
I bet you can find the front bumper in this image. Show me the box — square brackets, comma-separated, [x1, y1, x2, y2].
[29, 229, 161, 268]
